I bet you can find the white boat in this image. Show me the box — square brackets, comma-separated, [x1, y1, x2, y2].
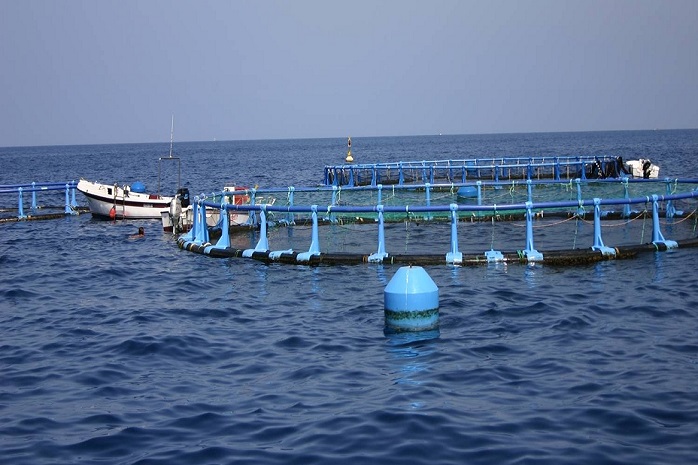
[79, 117, 185, 220]
[625, 158, 660, 179]
[161, 186, 267, 233]
[77, 179, 173, 219]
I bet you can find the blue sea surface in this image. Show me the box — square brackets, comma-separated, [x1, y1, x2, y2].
[1, 130, 698, 464]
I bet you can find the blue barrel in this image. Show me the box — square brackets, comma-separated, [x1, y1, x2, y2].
[384, 266, 439, 332]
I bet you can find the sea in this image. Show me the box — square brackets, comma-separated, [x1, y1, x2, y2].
[1, 130, 698, 465]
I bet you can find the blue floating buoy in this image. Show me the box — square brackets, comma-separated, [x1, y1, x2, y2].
[457, 186, 478, 198]
[384, 266, 439, 332]
[130, 181, 146, 193]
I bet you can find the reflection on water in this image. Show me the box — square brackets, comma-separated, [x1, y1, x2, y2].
[384, 329, 440, 408]
[375, 265, 389, 286]
[652, 251, 666, 282]
[524, 263, 541, 288]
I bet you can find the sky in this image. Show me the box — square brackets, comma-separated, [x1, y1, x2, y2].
[0, 0, 696, 147]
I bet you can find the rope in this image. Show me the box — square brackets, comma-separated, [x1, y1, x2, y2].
[404, 212, 411, 253]
[577, 210, 646, 227]
[510, 213, 578, 228]
[573, 214, 579, 249]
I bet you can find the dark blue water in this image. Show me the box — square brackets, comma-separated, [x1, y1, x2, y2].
[2, 130, 698, 464]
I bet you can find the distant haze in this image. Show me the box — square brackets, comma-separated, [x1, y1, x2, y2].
[1, 0, 696, 147]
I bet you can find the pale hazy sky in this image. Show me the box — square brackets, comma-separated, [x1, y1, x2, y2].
[1, 0, 696, 147]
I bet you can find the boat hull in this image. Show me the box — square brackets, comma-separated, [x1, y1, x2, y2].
[77, 179, 172, 220]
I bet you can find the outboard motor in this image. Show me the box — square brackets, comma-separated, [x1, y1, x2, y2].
[617, 156, 629, 176]
[642, 160, 652, 179]
[177, 187, 190, 208]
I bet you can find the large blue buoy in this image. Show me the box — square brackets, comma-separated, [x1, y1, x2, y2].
[130, 181, 146, 193]
[457, 186, 478, 198]
[384, 266, 439, 332]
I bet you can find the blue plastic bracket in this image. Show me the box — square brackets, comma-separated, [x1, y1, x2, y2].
[524, 201, 543, 261]
[526, 179, 533, 203]
[297, 205, 321, 262]
[17, 187, 26, 219]
[591, 198, 616, 256]
[621, 178, 631, 218]
[651, 194, 678, 249]
[31, 182, 37, 210]
[445, 203, 463, 264]
[326, 186, 338, 223]
[283, 186, 295, 225]
[243, 206, 269, 257]
[665, 179, 676, 218]
[64, 183, 76, 215]
[205, 196, 232, 254]
[368, 205, 388, 263]
[424, 183, 432, 221]
[575, 179, 584, 216]
[193, 199, 209, 245]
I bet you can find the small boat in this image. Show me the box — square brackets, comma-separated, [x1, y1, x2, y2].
[625, 158, 660, 179]
[161, 186, 272, 234]
[77, 179, 173, 220]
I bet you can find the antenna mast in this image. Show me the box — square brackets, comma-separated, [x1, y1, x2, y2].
[169, 115, 174, 158]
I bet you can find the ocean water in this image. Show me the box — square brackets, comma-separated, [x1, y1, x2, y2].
[2, 130, 698, 464]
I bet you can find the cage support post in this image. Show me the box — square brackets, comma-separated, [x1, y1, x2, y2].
[17, 187, 26, 219]
[369, 205, 388, 263]
[665, 180, 676, 218]
[243, 207, 270, 257]
[651, 194, 678, 249]
[64, 183, 76, 215]
[591, 198, 616, 256]
[446, 203, 463, 264]
[297, 205, 321, 262]
[622, 178, 631, 218]
[576, 179, 584, 215]
[326, 186, 338, 223]
[424, 183, 432, 221]
[31, 182, 37, 210]
[193, 199, 209, 245]
[285, 187, 295, 225]
[206, 197, 232, 253]
[524, 201, 543, 261]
